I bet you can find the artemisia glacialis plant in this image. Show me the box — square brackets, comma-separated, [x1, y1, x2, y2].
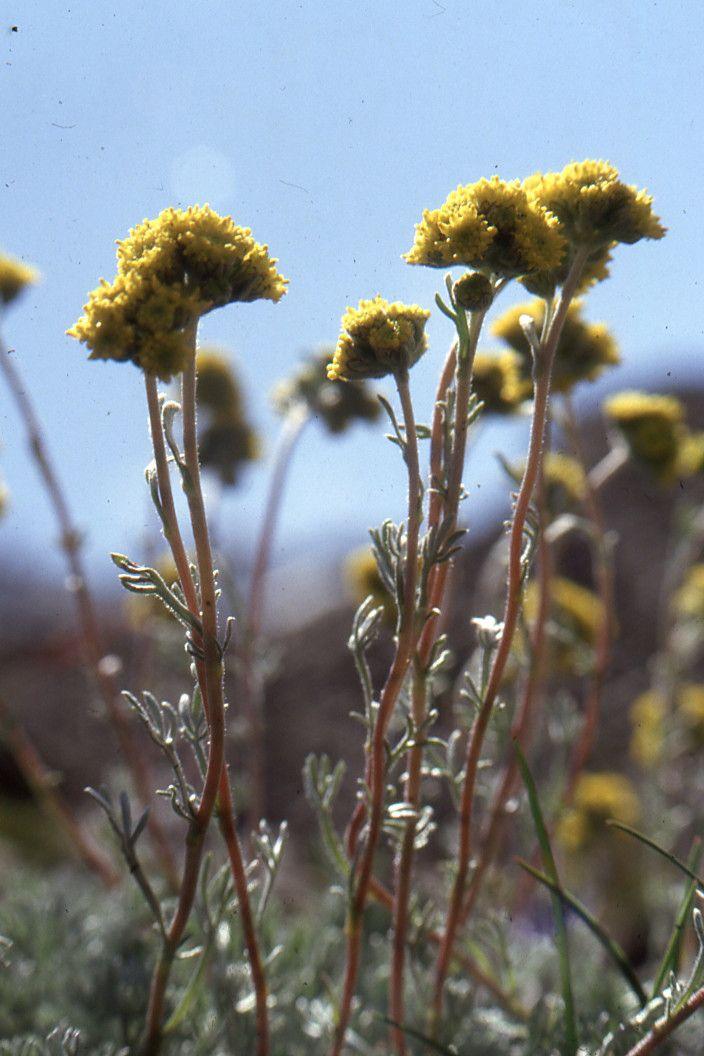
[4, 162, 704, 1056]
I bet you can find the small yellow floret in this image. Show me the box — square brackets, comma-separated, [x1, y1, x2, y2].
[525, 159, 666, 248]
[405, 176, 565, 278]
[0, 252, 39, 306]
[328, 296, 430, 381]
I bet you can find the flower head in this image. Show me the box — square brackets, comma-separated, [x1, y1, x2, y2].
[69, 205, 287, 380]
[629, 690, 666, 767]
[328, 296, 429, 381]
[194, 348, 259, 487]
[542, 452, 588, 510]
[470, 350, 528, 415]
[272, 349, 381, 434]
[405, 176, 565, 278]
[604, 391, 685, 480]
[678, 684, 704, 745]
[558, 771, 640, 851]
[493, 299, 619, 393]
[525, 160, 665, 249]
[675, 431, 704, 478]
[674, 564, 704, 622]
[0, 252, 39, 306]
[523, 575, 604, 674]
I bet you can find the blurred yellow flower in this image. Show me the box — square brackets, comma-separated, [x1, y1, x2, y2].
[558, 771, 640, 851]
[69, 205, 287, 380]
[0, 251, 39, 306]
[471, 350, 528, 415]
[272, 349, 381, 434]
[525, 159, 665, 249]
[522, 576, 604, 675]
[492, 299, 619, 393]
[678, 684, 704, 744]
[405, 176, 565, 278]
[629, 690, 666, 767]
[542, 452, 588, 509]
[328, 297, 429, 381]
[194, 347, 259, 487]
[674, 565, 704, 621]
[604, 391, 685, 481]
[344, 547, 394, 624]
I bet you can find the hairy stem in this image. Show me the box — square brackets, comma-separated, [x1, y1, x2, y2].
[0, 341, 178, 887]
[331, 367, 422, 1056]
[431, 250, 589, 1027]
[390, 312, 485, 1054]
[141, 354, 269, 1056]
[459, 483, 552, 928]
[623, 984, 704, 1056]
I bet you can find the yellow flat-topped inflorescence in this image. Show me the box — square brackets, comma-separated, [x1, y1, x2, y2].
[405, 176, 566, 278]
[0, 251, 39, 306]
[327, 296, 430, 381]
[68, 205, 287, 380]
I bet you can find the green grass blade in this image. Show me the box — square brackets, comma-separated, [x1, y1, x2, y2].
[514, 742, 578, 1056]
[516, 858, 647, 1006]
[163, 937, 213, 1034]
[652, 837, 703, 996]
[607, 820, 704, 890]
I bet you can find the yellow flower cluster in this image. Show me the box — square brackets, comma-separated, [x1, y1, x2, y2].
[195, 348, 259, 487]
[521, 575, 604, 675]
[629, 690, 666, 767]
[470, 350, 528, 415]
[604, 391, 685, 481]
[0, 251, 38, 306]
[344, 547, 394, 625]
[68, 206, 287, 380]
[525, 160, 665, 249]
[542, 452, 588, 508]
[328, 296, 430, 381]
[674, 564, 704, 621]
[558, 771, 640, 851]
[405, 176, 565, 278]
[272, 349, 381, 434]
[678, 684, 704, 744]
[493, 300, 620, 393]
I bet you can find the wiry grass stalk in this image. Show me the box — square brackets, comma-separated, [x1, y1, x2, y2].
[331, 367, 422, 1056]
[431, 249, 589, 1027]
[0, 341, 178, 888]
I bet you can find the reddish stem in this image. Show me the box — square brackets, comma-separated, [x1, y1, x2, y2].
[331, 369, 422, 1056]
[431, 251, 588, 1027]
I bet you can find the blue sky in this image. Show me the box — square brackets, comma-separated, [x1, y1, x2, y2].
[1, 0, 703, 587]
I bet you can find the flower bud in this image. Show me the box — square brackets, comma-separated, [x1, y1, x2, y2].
[452, 272, 493, 312]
